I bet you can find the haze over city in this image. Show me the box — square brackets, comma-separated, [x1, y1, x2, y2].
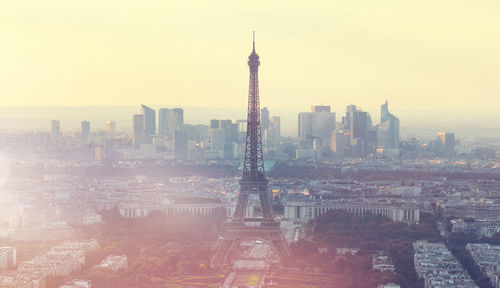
[1, 1, 500, 288]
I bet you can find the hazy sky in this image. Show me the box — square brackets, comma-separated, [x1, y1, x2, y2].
[1, 0, 499, 113]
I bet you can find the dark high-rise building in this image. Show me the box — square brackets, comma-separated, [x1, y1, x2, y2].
[133, 114, 145, 148]
[209, 119, 220, 130]
[173, 129, 188, 160]
[351, 110, 368, 140]
[81, 121, 90, 138]
[141, 105, 156, 139]
[376, 101, 400, 149]
[350, 110, 368, 156]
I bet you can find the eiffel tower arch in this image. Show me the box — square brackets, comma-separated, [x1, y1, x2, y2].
[211, 33, 291, 267]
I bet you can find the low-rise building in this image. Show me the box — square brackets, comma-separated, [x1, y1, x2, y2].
[119, 202, 227, 218]
[96, 255, 127, 273]
[452, 219, 500, 238]
[284, 200, 419, 223]
[413, 241, 477, 288]
[0, 247, 16, 269]
[372, 251, 396, 273]
[466, 243, 500, 288]
[377, 284, 401, 288]
[60, 279, 91, 288]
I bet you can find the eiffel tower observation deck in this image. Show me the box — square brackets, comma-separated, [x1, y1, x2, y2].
[211, 33, 291, 268]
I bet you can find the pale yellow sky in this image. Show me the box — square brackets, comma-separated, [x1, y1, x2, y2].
[1, 0, 499, 112]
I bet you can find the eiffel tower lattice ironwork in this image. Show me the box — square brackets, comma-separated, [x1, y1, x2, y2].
[211, 33, 291, 267]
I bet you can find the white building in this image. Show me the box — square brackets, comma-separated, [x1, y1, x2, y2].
[284, 201, 420, 223]
[467, 243, 500, 288]
[97, 255, 127, 273]
[0, 247, 16, 269]
[60, 279, 91, 288]
[377, 284, 401, 288]
[413, 241, 477, 288]
[119, 202, 227, 219]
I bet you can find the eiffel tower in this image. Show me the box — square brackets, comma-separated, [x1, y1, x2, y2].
[211, 33, 291, 267]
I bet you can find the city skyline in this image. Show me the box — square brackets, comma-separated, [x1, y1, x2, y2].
[1, 2, 500, 287]
[0, 0, 500, 288]
[1, 1, 499, 112]
[1, 104, 499, 140]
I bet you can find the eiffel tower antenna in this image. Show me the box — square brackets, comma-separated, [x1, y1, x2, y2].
[253, 31, 255, 51]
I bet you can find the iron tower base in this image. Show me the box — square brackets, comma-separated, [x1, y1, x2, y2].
[211, 222, 291, 267]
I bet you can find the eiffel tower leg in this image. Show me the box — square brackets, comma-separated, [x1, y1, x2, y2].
[211, 239, 235, 267]
[259, 192, 273, 222]
[271, 239, 291, 264]
[233, 193, 249, 222]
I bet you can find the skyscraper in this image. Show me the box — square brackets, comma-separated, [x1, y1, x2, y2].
[51, 120, 60, 137]
[158, 108, 183, 138]
[343, 105, 357, 129]
[297, 105, 336, 145]
[81, 121, 90, 138]
[172, 108, 184, 132]
[311, 107, 336, 143]
[236, 119, 247, 133]
[209, 119, 238, 144]
[350, 109, 368, 156]
[376, 101, 400, 149]
[141, 105, 156, 139]
[350, 110, 367, 140]
[298, 112, 312, 142]
[222, 120, 239, 144]
[209, 119, 220, 130]
[184, 124, 208, 142]
[331, 130, 345, 158]
[210, 128, 225, 151]
[133, 114, 145, 148]
[437, 132, 455, 157]
[158, 108, 171, 136]
[173, 130, 188, 160]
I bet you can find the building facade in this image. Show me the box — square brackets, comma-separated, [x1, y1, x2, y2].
[284, 201, 420, 223]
